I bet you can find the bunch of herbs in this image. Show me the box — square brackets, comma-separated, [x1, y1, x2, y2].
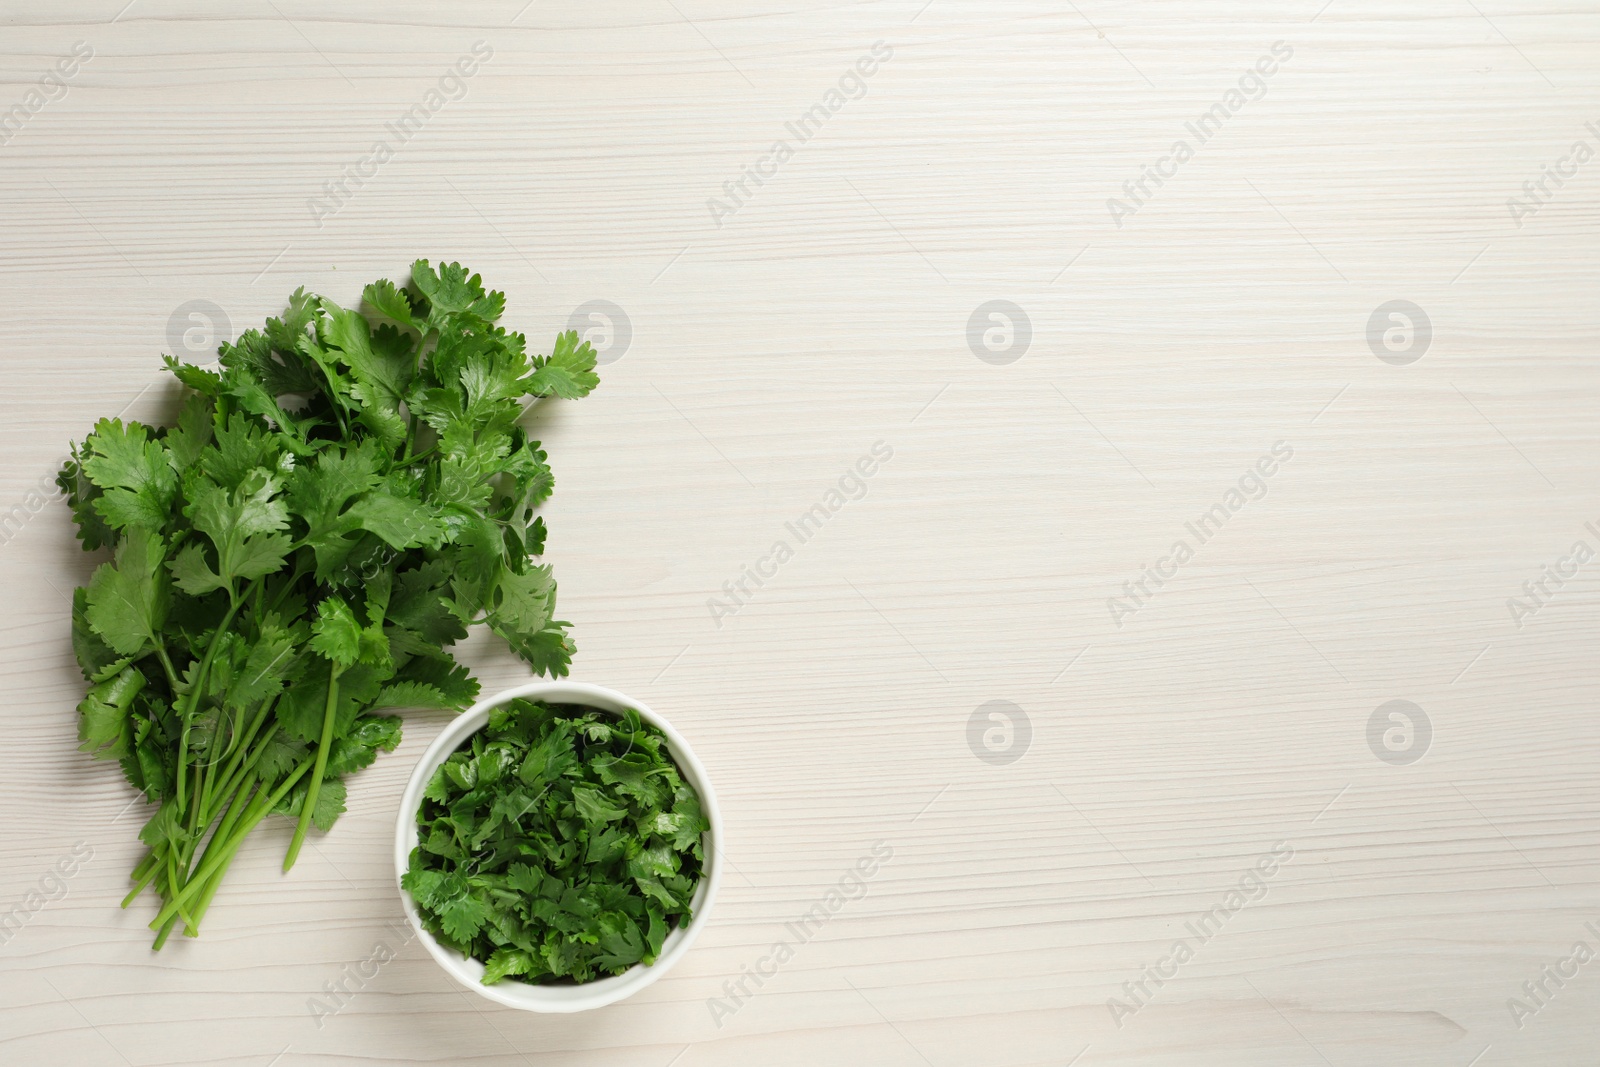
[61, 260, 598, 947]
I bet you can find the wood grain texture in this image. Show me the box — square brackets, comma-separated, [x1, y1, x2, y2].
[1, 1, 1598, 1064]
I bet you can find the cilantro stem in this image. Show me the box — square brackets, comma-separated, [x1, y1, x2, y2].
[173, 580, 260, 816]
[166, 851, 195, 931]
[204, 772, 255, 869]
[153, 646, 182, 695]
[396, 444, 437, 467]
[151, 914, 179, 950]
[154, 710, 284, 934]
[130, 849, 158, 882]
[121, 863, 160, 909]
[195, 699, 254, 830]
[208, 707, 246, 785]
[150, 799, 259, 932]
[206, 702, 278, 825]
[189, 735, 232, 851]
[150, 755, 313, 934]
[388, 410, 420, 473]
[173, 733, 193, 814]
[184, 760, 208, 857]
[183, 772, 258, 936]
[200, 732, 275, 846]
[309, 358, 352, 437]
[183, 865, 229, 936]
[282, 665, 342, 872]
[267, 556, 311, 614]
[231, 722, 281, 792]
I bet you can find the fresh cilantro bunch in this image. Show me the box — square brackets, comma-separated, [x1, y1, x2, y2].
[403, 700, 709, 985]
[60, 260, 599, 948]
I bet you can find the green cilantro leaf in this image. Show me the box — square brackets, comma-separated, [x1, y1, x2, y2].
[482, 947, 535, 985]
[172, 468, 291, 596]
[321, 299, 413, 450]
[71, 586, 126, 681]
[80, 418, 179, 532]
[309, 596, 362, 667]
[438, 889, 491, 943]
[224, 616, 297, 710]
[85, 529, 171, 657]
[373, 680, 456, 710]
[77, 666, 146, 760]
[362, 278, 417, 330]
[411, 259, 505, 324]
[525, 330, 599, 400]
[323, 715, 403, 777]
[274, 775, 348, 833]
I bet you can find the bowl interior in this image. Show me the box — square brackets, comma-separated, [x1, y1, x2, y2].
[393, 680, 721, 1012]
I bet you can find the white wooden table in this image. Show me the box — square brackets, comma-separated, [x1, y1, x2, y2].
[2, 3, 1597, 1064]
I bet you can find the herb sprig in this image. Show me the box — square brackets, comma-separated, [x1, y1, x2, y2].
[62, 260, 598, 947]
[403, 699, 709, 985]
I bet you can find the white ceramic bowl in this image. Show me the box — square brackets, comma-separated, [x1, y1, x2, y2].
[394, 680, 721, 1012]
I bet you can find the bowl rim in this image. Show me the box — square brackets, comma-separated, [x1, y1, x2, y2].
[393, 679, 722, 1012]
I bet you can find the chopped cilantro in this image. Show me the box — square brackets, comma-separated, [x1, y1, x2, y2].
[403, 700, 709, 985]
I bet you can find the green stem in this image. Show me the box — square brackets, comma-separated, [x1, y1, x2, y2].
[202, 716, 242, 812]
[130, 849, 158, 882]
[204, 772, 255, 876]
[183, 772, 258, 936]
[184, 761, 208, 861]
[151, 914, 179, 950]
[174, 582, 259, 816]
[397, 444, 437, 468]
[148, 756, 314, 933]
[166, 851, 195, 931]
[283, 665, 342, 872]
[150, 787, 267, 935]
[121, 862, 160, 909]
[189, 713, 282, 891]
[174, 729, 191, 816]
[153, 646, 182, 695]
[229, 693, 279, 769]
[206, 718, 278, 829]
[266, 555, 311, 614]
[234, 722, 281, 782]
[386, 411, 420, 474]
[193, 713, 235, 835]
